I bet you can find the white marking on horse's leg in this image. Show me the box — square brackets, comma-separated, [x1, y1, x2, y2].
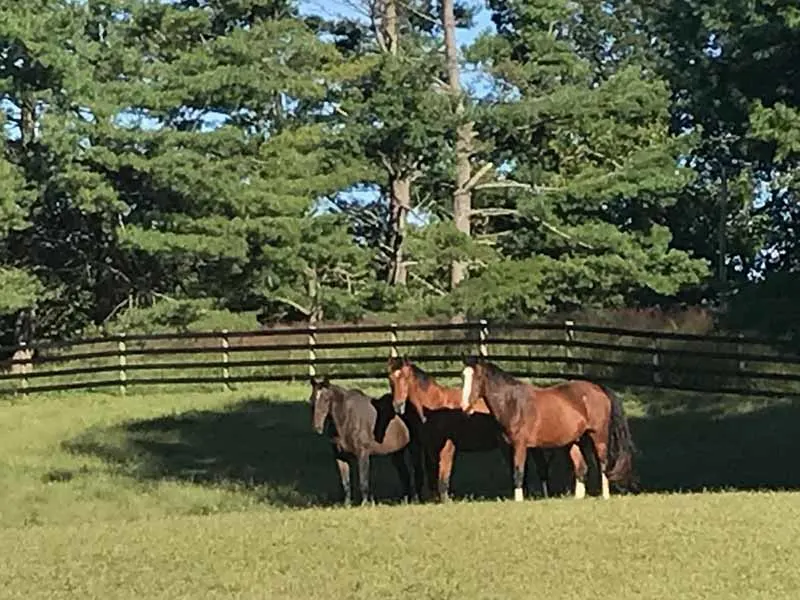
[460, 366, 474, 411]
[602, 472, 610, 499]
[514, 487, 524, 502]
[575, 479, 586, 499]
[541, 480, 549, 499]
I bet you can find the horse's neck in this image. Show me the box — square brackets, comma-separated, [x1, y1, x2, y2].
[410, 378, 458, 410]
[485, 385, 527, 426]
[328, 389, 353, 428]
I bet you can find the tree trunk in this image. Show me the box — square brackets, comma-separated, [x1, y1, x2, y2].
[19, 94, 35, 147]
[383, 0, 398, 54]
[389, 175, 410, 286]
[378, 0, 410, 287]
[442, 0, 474, 290]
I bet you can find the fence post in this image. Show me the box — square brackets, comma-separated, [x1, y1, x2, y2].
[479, 319, 489, 357]
[389, 323, 399, 358]
[220, 329, 231, 391]
[18, 342, 30, 396]
[308, 325, 317, 379]
[737, 333, 745, 372]
[563, 320, 575, 371]
[651, 337, 661, 385]
[118, 333, 127, 395]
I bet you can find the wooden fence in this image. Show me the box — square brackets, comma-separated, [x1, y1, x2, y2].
[2, 320, 800, 398]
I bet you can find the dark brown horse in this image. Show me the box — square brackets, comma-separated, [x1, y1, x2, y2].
[310, 376, 424, 506]
[388, 357, 572, 501]
[460, 356, 636, 501]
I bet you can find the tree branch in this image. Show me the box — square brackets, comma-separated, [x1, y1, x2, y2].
[397, 0, 439, 26]
[580, 145, 624, 170]
[471, 207, 519, 217]
[272, 296, 311, 316]
[460, 161, 494, 193]
[409, 271, 447, 296]
[474, 180, 563, 193]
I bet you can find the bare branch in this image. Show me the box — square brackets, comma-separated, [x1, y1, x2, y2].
[535, 219, 595, 250]
[580, 145, 624, 170]
[396, 0, 439, 25]
[151, 291, 180, 303]
[471, 207, 519, 217]
[474, 180, 563, 193]
[272, 296, 312, 316]
[409, 271, 447, 296]
[461, 161, 495, 193]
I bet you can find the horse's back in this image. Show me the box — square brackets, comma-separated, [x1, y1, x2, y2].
[521, 382, 597, 445]
[551, 380, 612, 427]
[341, 392, 411, 455]
[371, 416, 411, 454]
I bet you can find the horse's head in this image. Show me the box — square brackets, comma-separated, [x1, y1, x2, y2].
[387, 356, 426, 423]
[460, 355, 487, 413]
[309, 375, 332, 434]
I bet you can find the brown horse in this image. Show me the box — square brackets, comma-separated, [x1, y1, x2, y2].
[460, 356, 636, 501]
[310, 376, 424, 505]
[387, 357, 572, 501]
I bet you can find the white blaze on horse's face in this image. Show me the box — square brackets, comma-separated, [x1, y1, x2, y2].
[461, 366, 474, 411]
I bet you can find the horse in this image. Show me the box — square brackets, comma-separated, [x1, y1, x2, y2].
[459, 356, 636, 502]
[387, 357, 574, 502]
[309, 376, 425, 506]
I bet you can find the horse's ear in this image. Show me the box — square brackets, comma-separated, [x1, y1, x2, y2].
[310, 375, 329, 388]
[402, 356, 411, 366]
[463, 354, 479, 367]
[387, 356, 402, 371]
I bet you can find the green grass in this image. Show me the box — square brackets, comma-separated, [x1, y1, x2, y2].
[4, 493, 800, 599]
[2, 383, 800, 598]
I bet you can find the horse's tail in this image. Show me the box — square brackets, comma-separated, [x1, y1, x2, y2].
[599, 384, 638, 492]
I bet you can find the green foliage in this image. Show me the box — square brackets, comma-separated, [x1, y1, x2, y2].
[0, 267, 42, 314]
[0, 0, 794, 341]
[465, 0, 709, 313]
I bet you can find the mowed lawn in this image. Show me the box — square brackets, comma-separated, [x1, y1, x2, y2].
[2, 383, 800, 598]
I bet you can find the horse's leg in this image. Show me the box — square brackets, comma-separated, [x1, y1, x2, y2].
[335, 456, 352, 506]
[530, 448, 550, 499]
[390, 450, 413, 503]
[577, 433, 602, 498]
[357, 453, 371, 505]
[569, 444, 587, 499]
[437, 439, 456, 503]
[590, 433, 610, 499]
[408, 437, 425, 502]
[512, 442, 527, 502]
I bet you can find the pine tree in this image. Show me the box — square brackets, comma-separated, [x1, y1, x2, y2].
[450, 0, 709, 318]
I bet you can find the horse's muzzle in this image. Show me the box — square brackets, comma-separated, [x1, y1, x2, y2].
[393, 401, 406, 416]
[313, 424, 324, 434]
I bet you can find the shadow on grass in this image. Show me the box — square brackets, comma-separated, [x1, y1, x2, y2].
[63, 392, 800, 506]
[64, 396, 550, 507]
[631, 397, 800, 493]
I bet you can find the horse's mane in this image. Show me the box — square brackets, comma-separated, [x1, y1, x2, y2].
[483, 361, 524, 387]
[409, 363, 433, 390]
[326, 383, 368, 402]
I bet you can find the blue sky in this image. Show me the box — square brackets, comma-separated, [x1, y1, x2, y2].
[298, 0, 495, 95]
[296, 1, 497, 217]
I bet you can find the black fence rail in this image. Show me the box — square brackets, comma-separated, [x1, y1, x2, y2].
[2, 320, 799, 398]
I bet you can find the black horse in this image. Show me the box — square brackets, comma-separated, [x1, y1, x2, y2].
[309, 376, 425, 506]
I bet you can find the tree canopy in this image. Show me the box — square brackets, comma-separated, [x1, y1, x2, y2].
[0, 0, 796, 339]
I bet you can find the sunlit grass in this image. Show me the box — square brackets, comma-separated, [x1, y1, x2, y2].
[2, 384, 799, 598]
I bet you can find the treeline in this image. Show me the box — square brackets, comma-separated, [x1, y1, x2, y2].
[0, 0, 797, 344]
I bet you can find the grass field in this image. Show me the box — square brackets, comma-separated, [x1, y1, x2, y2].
[2, 382, 800, 598]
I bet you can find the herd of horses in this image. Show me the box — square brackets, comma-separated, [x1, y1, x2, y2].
[309, 355, 639, 506]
